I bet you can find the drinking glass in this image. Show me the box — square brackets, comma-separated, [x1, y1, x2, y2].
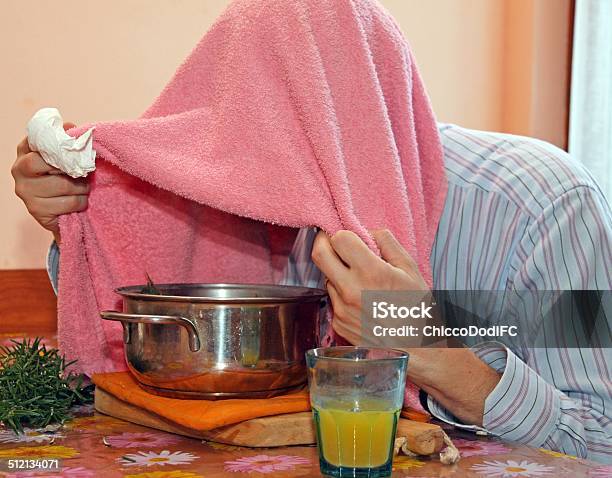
[306, 347, 408, 478]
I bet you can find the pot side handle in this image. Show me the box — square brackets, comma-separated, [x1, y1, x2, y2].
[100, 311, 201, 352]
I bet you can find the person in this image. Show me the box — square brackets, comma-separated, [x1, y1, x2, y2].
[13, 120, 611, 462]
[282, 126, 611, 463]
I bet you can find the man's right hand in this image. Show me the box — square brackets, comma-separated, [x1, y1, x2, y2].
[11, 122, 90, 245]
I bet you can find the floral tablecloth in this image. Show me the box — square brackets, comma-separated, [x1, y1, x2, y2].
[0, 334, 609, 478]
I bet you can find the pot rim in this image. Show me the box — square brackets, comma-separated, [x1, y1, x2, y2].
[115, 282, 328, 304]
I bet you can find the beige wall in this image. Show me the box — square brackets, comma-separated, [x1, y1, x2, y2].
[0, 0, 569, 269]
[502, 0, 572, 148]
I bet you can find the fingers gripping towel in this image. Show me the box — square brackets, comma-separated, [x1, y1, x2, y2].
[58, 0, 447, 412]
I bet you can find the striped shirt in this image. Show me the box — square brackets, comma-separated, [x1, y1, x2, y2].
[48, 124, 611, 462]
[280, 124, 612, 463]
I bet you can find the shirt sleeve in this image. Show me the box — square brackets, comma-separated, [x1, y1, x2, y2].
[46, 241, 60, 295]
[429, 185, 612, 462]
[280, 227, 323, 288]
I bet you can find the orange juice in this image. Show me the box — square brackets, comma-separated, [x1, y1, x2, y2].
[313, 404, 399, 468]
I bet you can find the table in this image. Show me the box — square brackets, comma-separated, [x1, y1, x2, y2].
[0, 333, 608, 477]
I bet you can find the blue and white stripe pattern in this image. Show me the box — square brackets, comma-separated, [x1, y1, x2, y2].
[48, 123, 611, 461]
[46, 240, 60, 296]
[281, 124, 612, 462]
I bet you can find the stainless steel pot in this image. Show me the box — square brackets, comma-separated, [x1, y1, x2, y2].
[101, 283, 327, 399]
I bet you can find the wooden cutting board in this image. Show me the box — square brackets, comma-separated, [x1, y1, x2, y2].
[94, 388, 445, 454]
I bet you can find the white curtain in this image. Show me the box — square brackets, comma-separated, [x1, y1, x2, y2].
[569, 0, 612, 200]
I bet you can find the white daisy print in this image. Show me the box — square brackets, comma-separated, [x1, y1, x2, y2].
[117, 449, 198, 467]
[0, 427, 64, 444]
[472, 459, 554, 477]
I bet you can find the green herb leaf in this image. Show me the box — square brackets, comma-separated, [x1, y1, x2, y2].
[141, 273, 161, 295]
[0, 337, 93, 433]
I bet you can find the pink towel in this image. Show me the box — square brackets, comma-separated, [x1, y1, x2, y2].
[58, 0, 447, 411]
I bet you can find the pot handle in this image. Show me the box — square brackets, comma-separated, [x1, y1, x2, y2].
[100, 311, 201, 352]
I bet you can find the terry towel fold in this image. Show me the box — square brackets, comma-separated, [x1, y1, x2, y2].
[57, 0, 447, 414]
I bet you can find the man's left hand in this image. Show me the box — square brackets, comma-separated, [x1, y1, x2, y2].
[311, 229, 501, 426]
[311, 229, 428, 345]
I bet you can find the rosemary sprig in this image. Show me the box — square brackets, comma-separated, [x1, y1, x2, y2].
[0, 337, 93, 433]
[141, 272, 161, 295]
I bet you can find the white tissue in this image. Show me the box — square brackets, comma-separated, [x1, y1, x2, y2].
[26, 108, 96, 178]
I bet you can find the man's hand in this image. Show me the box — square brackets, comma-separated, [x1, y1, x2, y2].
[312, 229, 501, 426]
[12, 123, 89, 245]
[311, 229, 428, 344]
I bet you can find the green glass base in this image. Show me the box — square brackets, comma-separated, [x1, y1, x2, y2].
[318, 457, 392, 478]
